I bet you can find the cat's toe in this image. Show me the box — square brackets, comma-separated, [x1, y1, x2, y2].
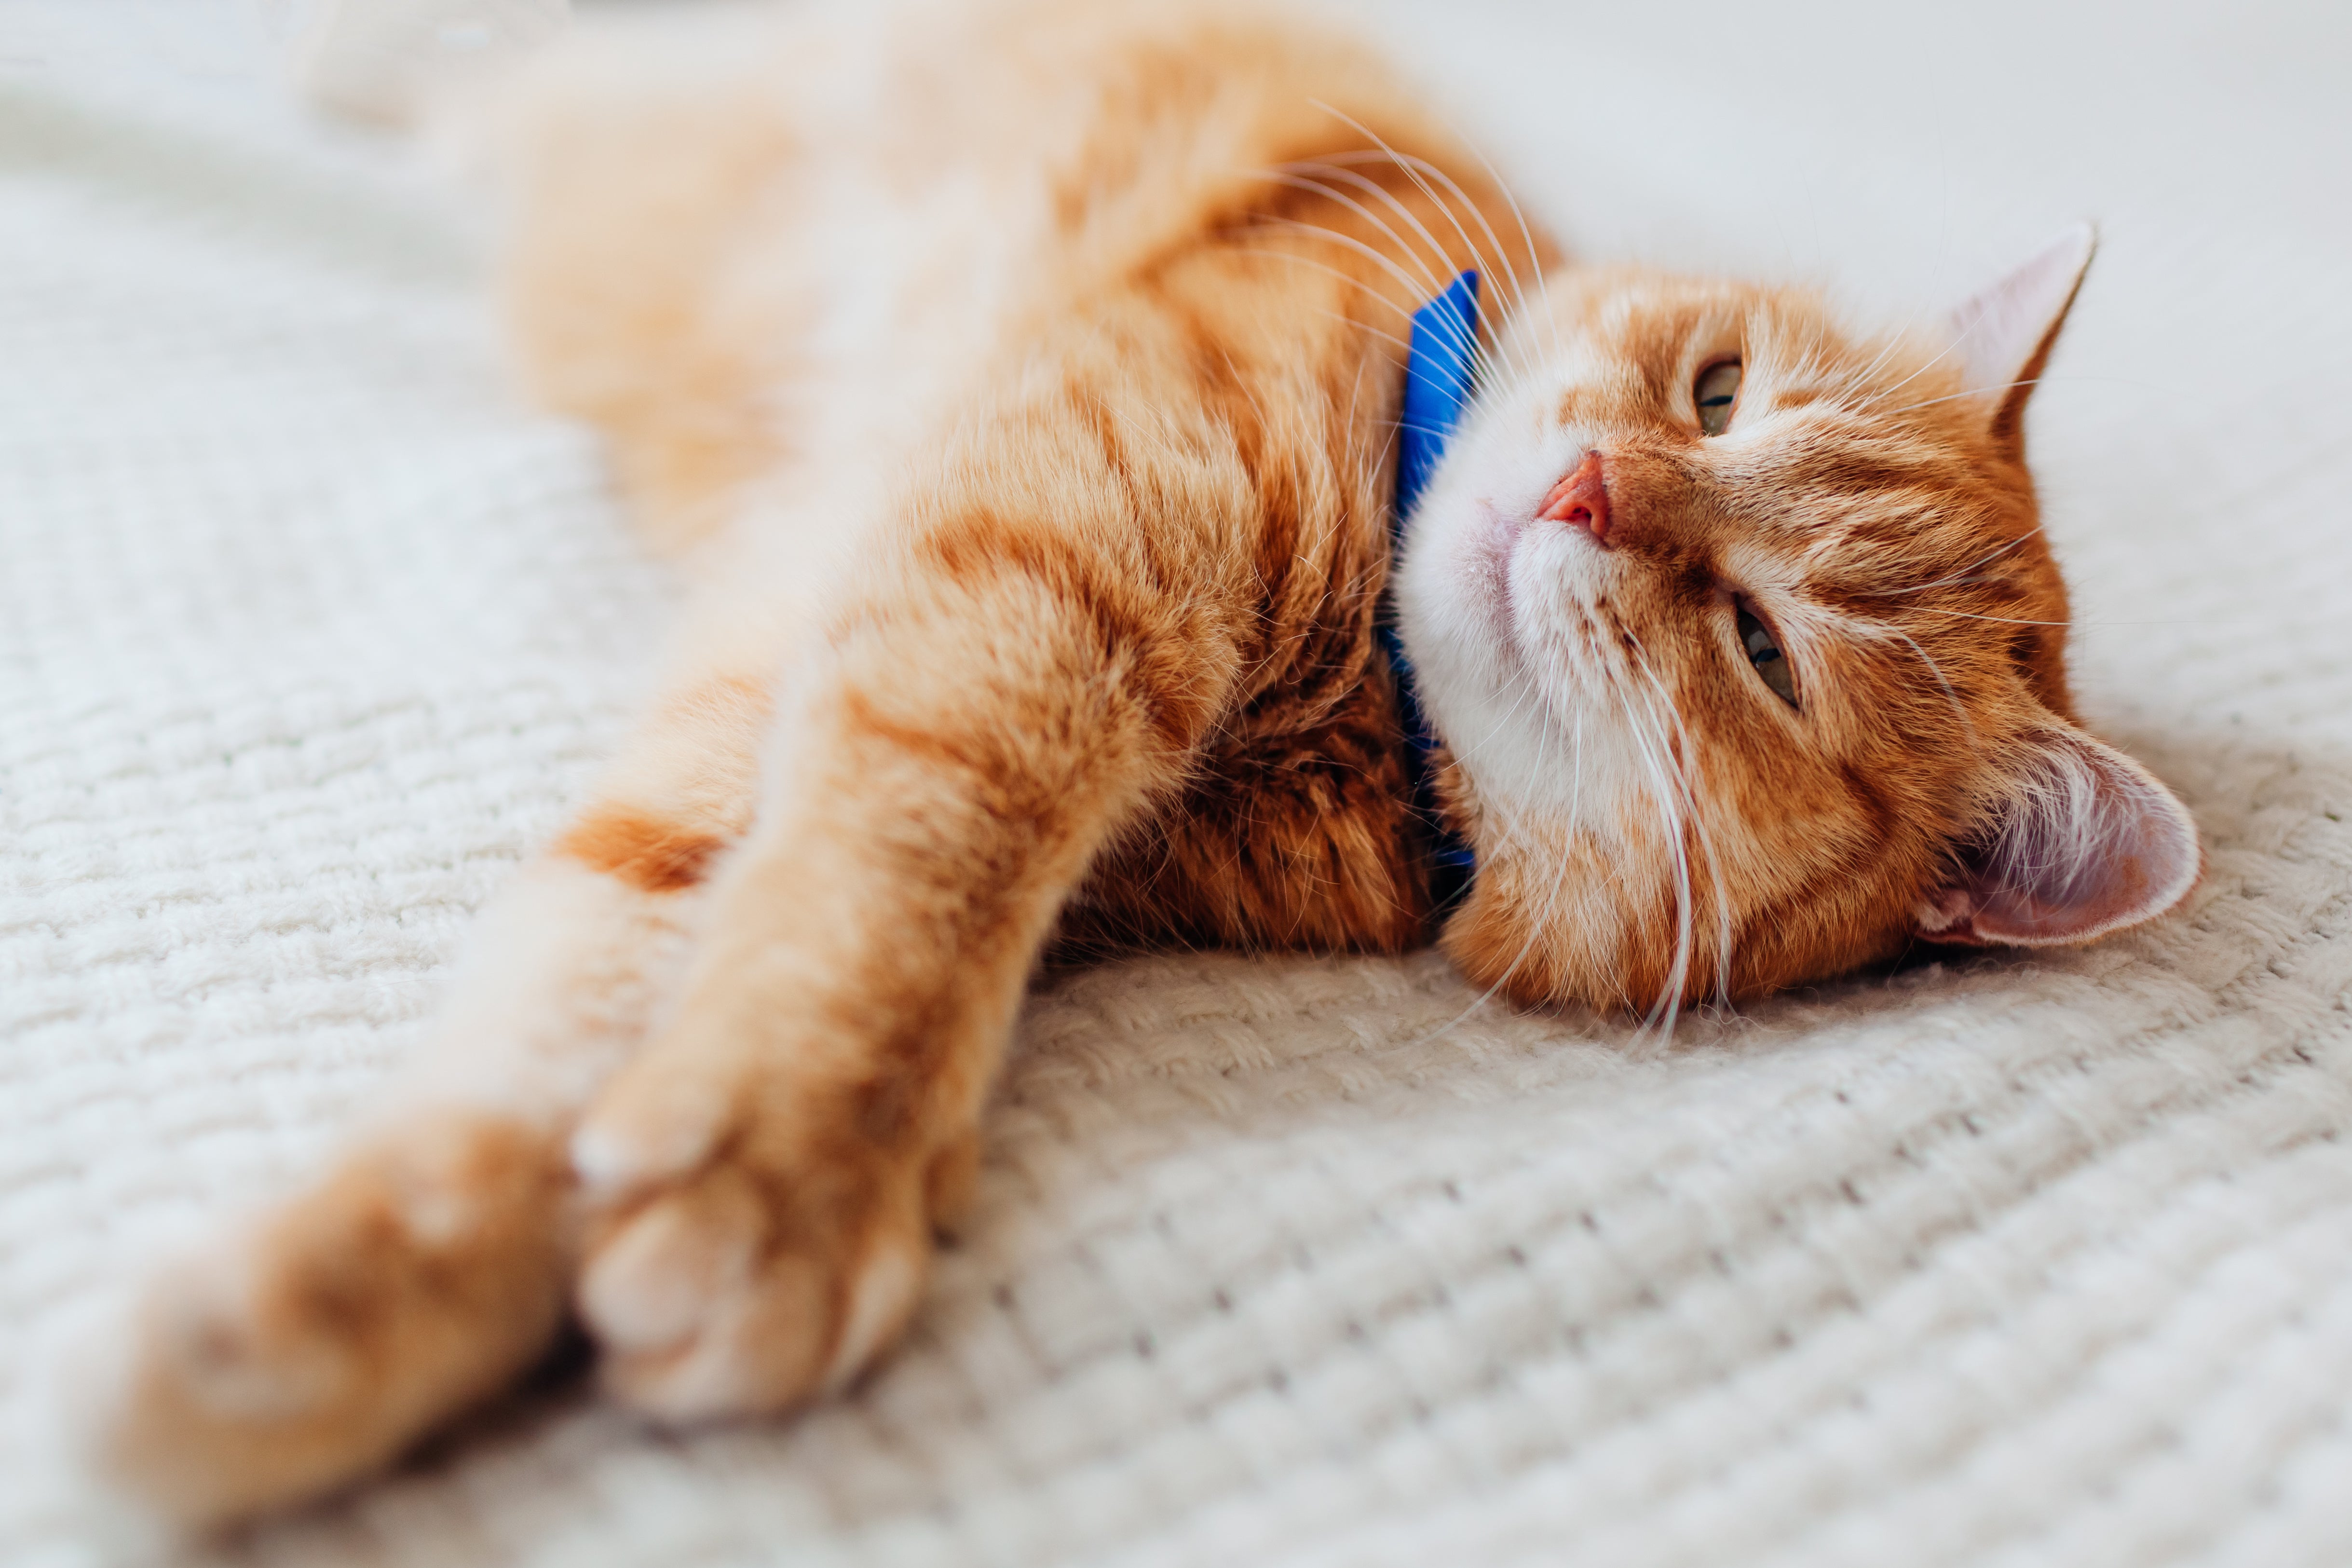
[88, 1115, 569, 1530]
[87, 1242, 362, 1530]
[573, 1132, 929, 1421]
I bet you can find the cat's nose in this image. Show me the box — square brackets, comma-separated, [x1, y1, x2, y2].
[1537, 452, 1611, 545]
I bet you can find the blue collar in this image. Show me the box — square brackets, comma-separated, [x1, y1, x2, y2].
[1381, 269, 1481, 911]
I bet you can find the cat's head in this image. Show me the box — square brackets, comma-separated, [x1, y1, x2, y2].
[1395, 228, 2199, 1015]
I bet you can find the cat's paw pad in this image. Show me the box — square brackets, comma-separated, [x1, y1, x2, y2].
[571, 1096, 932, 1421]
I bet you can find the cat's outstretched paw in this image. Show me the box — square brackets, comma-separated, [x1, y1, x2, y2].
[89, 1114, 569, 1530]
[570, 1057, 963, 1421]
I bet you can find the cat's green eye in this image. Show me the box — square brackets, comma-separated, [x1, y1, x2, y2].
[1736, 604, 1798, 707]
[1695, 360, 1742, 436]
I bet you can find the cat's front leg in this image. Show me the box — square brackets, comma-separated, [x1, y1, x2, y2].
[567, 569, 1215, 1418]
[90, 671, 771, 1527]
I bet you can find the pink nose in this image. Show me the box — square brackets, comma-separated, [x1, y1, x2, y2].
[1538, 452, 1611, 544]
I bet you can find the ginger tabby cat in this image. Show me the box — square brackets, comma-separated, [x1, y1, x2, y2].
[89, 0, 2199, 1527]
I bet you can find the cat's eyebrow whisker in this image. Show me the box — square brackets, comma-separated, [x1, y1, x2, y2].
[1904, 608, 2072, 626]
[1854, 527, 2045, 599]
[1845, 297, 1941, 393]
[1844, 616, 1979, 739]
[1859, 319, 1971, 409]
[1855, 573, 2010, 596]
[1873, 378, 2043, 419]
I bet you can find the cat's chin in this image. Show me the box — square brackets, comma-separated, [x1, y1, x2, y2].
[1468, 500, 1526, 637]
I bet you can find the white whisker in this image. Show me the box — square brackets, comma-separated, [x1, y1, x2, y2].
[1632, 651, 1734, 1012]
[1249, 217, 1501, 384]
[1252, 171, 1447, 296]
[1845, 616, 1978, 738]
[1424, 109, 1562, 369]
[1288, 128, 1543, 389]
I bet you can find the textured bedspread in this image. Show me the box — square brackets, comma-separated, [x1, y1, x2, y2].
[5, 3, 2352, 1564]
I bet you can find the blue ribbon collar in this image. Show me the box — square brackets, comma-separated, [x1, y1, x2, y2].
[1382, 269, 1481, 911]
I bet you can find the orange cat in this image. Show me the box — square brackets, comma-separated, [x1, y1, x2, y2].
[90, 0, 2198, 1527]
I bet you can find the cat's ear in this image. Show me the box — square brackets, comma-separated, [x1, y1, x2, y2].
[1914, 719, 2199, 948]
[1944, 222, 2096, 453]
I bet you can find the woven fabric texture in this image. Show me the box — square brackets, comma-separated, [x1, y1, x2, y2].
[4, 4, 2351, 1565]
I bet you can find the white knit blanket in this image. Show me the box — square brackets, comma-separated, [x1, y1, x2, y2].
[7, 5, 2352, 1565]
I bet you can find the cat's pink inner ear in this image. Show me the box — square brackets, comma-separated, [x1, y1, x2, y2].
[1916, 723, 2199, 948]
[1945, 222, 2096, 439]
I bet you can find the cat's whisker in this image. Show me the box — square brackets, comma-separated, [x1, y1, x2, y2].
[1311, 108, 1559, 387]
[1646, 691, 1721, 1025]
[1871, 377, 2054, 419]
[1853, 527, 2045, 599]
[1286, 149, 1542, 393]
[1237, 245, 1509, 412]
[1234, 244, 1414, 323]
[1245, 145, 1545, 399]
[1906, 609, 2072, 626]
[1621, 694, 1690, 1043]
[1421, 109, 1563, 369]
[1600, 633, 1690, 1044]
[1249, 219, 1505, 387]
[1281, 159, 1488, 309]
[1298, 114, 1541, 329]
[1453, 655, 1554, 792]
[1253, 172, 1450, 298]
[1246, 223, 1422, 321]
[1387, 662, 1579, 1053]
[1303, 308, 1415, 360]
[1481, 705, 1589, 1018]
[1307, 152, 1515, 308]
[1846, 616, 1978, 739]
[1253, 207, 1494, 397]
[1843, 298, 1941, 393]
[1859, 321, 1973, 409]
[1632, 651, 1734, 1013]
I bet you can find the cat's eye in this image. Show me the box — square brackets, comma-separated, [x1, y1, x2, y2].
[1695, 360, 1741, 436]
[1736, 603, 1798, 707]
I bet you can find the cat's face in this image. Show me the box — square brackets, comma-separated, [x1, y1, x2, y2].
[1396, 232, 2199, 1015]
